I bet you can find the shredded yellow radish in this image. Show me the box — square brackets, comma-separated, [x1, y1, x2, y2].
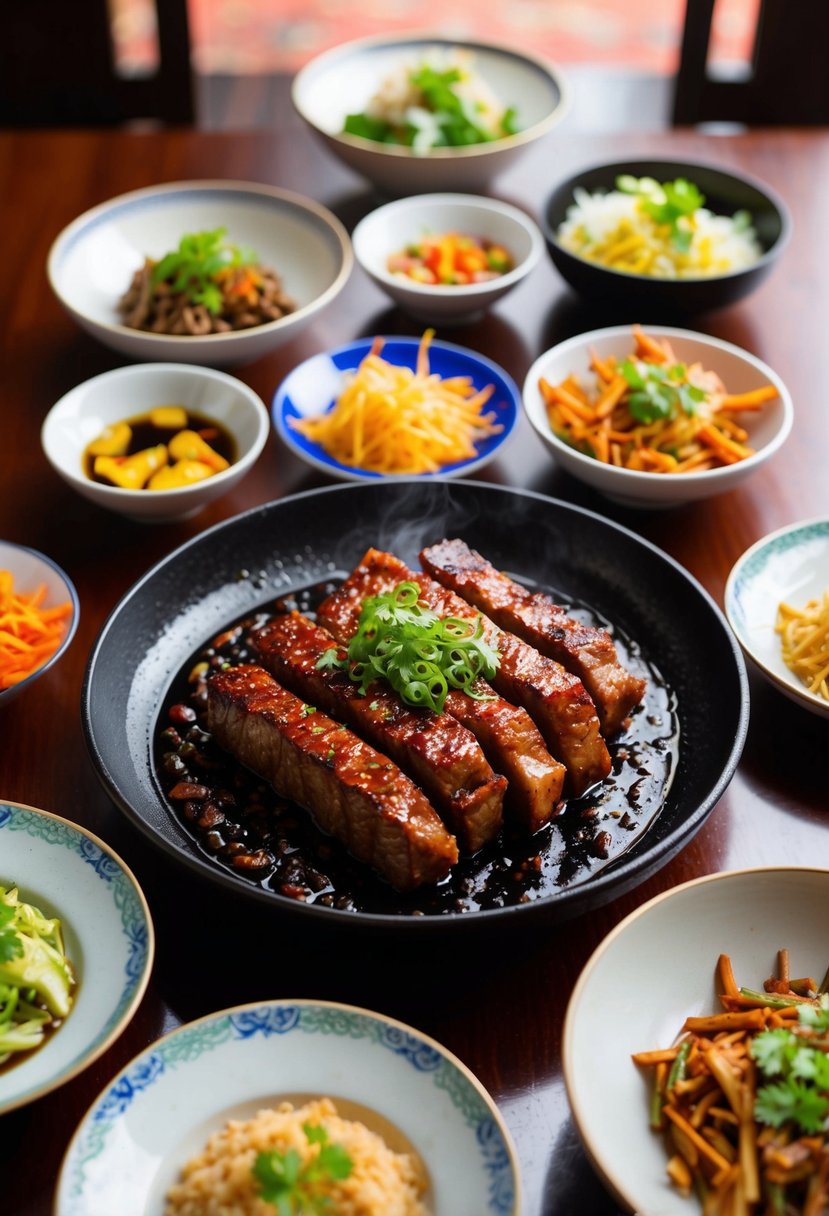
[289, 330, 503, 474]
[776, 591, 829, 701]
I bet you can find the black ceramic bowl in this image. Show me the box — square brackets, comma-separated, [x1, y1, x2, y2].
[82, 480, 748, 935]
[543, 157, 790, 315]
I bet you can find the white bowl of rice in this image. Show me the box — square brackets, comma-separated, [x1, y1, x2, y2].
[292, 33, 569, 196]
[523, 324, 793, 509]
[55, 998, 521, 1216]
[543, 159, 789, 315]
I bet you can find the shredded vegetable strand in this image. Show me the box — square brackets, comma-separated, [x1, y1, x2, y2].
[290, 330, 503, 474]
[0, 571, 72, 690]
[634, 953, 829, 1216]
[776, 591, 829, 700]
[540, 325, 778, 476]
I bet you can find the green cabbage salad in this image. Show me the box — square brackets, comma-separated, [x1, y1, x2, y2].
[0, 885, 75, 1065]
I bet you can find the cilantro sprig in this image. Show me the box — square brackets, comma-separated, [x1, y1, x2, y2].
[150, 228, 259, 315]
[252, 1123, 353, 1214]
[316, 581, 500, 714]
[616, 174, 705, 252]
[750, 996, 829, 1134]
[620, 358, 707, 424]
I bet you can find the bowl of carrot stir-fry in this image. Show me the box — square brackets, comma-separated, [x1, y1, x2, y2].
[522, 324, 793, 508]
[0, 542, 78, 705]
[563, 867, 829, 1216]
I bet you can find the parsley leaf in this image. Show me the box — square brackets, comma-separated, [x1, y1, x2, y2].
[620, 358, 707, 425]
[150, 228, 259, 315]
[252, 1123, 353, 1213]
[754, 1079, 829, 1133]
[750, 996, 829, 1135]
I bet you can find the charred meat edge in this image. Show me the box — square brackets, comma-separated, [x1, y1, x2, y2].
[420, 538, 647, 736]
[252, 611, 505, 853]
[313, 556, 583, 822]
[207, 664, 459, 892]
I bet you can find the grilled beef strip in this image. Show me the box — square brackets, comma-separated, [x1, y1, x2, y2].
[207, 664, 459, 891]
[251, 612, 506, 853]
[420, 538, 646, 736]
[316, 560, 565, 832]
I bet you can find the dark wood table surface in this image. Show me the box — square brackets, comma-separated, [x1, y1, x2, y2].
[1, 112, 827, 1216]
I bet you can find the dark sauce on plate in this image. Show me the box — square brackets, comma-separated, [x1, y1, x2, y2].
[153, 576, 679, 915]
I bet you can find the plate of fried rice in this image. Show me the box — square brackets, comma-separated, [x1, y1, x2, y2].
[55, 999, 521, 1215]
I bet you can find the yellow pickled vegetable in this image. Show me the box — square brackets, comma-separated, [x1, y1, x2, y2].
[86, 422, 132, 457]
[147, 460, 214, 490]
[168, 429, 229, 472]
[150, 406, 189, 429]
[94, 444, 168, 489]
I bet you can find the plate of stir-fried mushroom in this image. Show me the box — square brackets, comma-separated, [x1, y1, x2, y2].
[47, 181, 353, 365]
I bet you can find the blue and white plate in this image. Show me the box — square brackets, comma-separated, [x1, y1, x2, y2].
[56, 999, 521, 1215]
[273, 336, 520, 481]
[725, 517, 829, 718]
[0, 801, 153, 1115]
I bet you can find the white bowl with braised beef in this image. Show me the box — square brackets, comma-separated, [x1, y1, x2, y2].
[292, 33, 569, 196]
[41, 362, 269, 522]
[47, 180, 353, 366]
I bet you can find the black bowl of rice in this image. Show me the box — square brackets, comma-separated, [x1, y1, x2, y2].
[542, 158, 790, 315]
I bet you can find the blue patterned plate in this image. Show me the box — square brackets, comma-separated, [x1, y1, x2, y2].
[56, 999, 521, 1215]
[725, 517, 829, 719]
[0, 801, 153, 1115]
[272, 336, 520, 481]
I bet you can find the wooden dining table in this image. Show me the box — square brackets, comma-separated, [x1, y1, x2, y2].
[1, 105, 828, 1216]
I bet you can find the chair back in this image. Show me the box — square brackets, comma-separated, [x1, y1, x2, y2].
[673, 0, 829, 125]
[1, 0, 193, 126]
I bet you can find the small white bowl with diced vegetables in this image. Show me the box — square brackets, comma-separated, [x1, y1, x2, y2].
[41, 362, 269, 522]
[352, 193, 544, 324]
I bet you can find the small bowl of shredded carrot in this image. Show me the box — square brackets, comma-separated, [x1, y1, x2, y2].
[522, 324, 793, 509]
[0, 542, 79, 706]
[273, 329, 519, 481]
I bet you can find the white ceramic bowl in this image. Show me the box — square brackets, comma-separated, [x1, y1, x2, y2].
[56, 998, 521, 1216]
[0, 800, 154, 1116]
[523, 325, 793, 509]
[0, 541, 79, 707]
[41, 362, 269, 522]
[563, 866, 829, 1215]
[352, 192, 544, 324]
[292, 33, 568, 196]
[272, 335, 520, 481]
[725, 517, 829, 718]
[47, 180, 353, 366]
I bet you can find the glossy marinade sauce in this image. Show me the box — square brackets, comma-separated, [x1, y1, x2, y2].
[153, 577, 679, 916]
